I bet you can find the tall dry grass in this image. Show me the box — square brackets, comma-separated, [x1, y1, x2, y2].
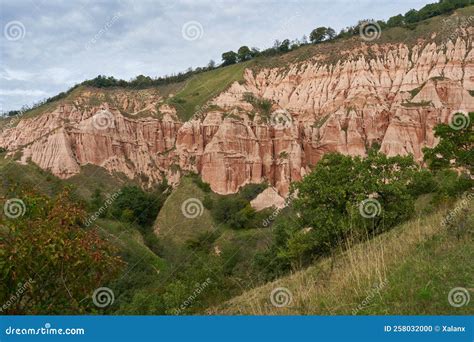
[216, 203, 457, 315]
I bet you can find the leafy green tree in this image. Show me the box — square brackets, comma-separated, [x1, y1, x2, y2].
[125, 251, 226, 315]
[290, 39, 300, 50]
[278, 39, 291, 53]
[387, 14, 404, 27]
[290, 152, 418, 257]
[326, 27, 336, 40]
[231, 204, 256, 229]
[250, 47, 260, 57]
[423, 112, 473, 173]
[418, 3, 442, 20]
[253, 214, 299, 280]
[211, 197, 247, 226]
[210, 195, 258, 229]
[404, 9, 420, 24]
[131, 75, 154, 87]
[221, 51, 238, 66]
[259, 151, 421, 272]
[111, 185, 168, 227]
[407, 169, 437, 197]
[310, 27, 329, 43]
[237, 46, 252, 62]
[202, 194, 213, 210]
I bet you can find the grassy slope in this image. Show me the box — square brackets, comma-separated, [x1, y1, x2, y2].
[66, 164, 133, 199]
[0, 153, 132, 200]
[95, 218, 166, 273]
[153, 177, 216, 256]
[251, 6, 474, 71]
[216, 200, 473, 315]
[94, 219, 167, 311]
[153, 176, 274, 269]
[0, 154, 64, 198]
[169, 61, 250, 121]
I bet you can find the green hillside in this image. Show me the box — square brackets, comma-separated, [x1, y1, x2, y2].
[168, 61, 250, 121]
[0, 153, 132, 200]
[153, 177, 216, 250]
[216, 199, 473, 315]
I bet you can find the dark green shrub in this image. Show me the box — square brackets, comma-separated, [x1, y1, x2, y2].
[185, 230, 221, 253]
[239, 183, 267, 201]
[210, 196, 258, 229]
[189, 173, 211, 192]
[434, 170, 473, 198]
[408, 169, 437, 196]
[111, 185, 168, 227]
[202, 194, 213, 210]
[423, 112, 473, 173]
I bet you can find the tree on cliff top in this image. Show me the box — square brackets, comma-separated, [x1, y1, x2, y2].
[221, 51, 238, 66]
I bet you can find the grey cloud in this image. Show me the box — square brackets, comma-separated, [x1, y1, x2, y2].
[0, 0, 431, 111]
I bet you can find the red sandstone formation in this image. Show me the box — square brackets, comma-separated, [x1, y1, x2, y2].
[1, 36, 473, 196]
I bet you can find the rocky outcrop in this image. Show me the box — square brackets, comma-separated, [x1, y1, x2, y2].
[250, 187, 286, 211]
[1, 35, 473, 196]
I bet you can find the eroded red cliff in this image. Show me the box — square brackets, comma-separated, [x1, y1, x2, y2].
[1, 36, 473, 196]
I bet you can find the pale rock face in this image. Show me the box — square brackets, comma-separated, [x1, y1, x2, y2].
[1, 36, 473, 196]
[250, 187, 286, 212]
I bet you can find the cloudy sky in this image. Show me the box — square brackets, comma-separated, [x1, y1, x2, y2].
[0, 0, 431, 111]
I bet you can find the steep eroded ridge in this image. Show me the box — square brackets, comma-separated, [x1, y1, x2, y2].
[1, 32, 473, 196]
